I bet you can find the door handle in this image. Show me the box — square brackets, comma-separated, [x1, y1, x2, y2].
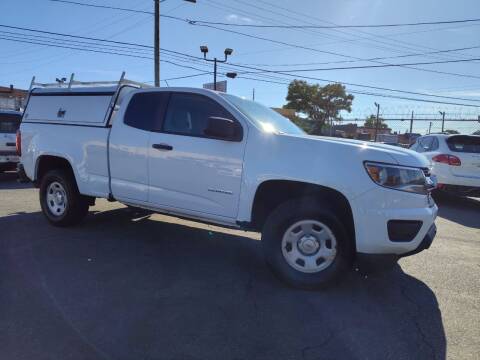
[152, 143, 173, 151]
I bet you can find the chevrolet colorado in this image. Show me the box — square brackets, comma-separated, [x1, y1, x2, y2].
[18, 78, 437, 288]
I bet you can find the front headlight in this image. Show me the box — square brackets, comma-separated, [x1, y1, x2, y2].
[364, 161, 428, 194]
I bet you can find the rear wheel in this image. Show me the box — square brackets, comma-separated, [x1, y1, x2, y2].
[39, 169, 89, 226]
[262, 198, 353, 289]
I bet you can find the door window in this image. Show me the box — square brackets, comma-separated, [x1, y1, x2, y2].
[417, 136, 433, 152]
[124, 92, 170, 131]
[162, 93, 240, 139]
[430, 137, 439, 151]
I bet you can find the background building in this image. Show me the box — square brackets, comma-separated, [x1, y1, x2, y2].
[0, 85, 27, 111]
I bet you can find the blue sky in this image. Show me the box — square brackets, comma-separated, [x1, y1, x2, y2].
[0, 0, 479, 133]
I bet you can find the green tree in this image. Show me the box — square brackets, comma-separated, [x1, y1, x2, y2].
[444, 129, 460, 134]
[284, 80, 354, 134]
[364, 114, 388, 129]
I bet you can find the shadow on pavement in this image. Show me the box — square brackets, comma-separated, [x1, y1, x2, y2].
[0, 171, 32, 190]
[2, 208, 446, 360]
[434, 192, 480, 229]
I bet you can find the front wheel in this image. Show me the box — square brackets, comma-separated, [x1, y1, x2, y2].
[39, 169, 89, 227]
[262, 198, 353, 289]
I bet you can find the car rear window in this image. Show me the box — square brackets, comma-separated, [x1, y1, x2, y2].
[446, 135, 480, 153]
[0, 113, 21, 133]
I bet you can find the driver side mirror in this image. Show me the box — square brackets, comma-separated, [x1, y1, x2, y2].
[204, 116, 241, 141]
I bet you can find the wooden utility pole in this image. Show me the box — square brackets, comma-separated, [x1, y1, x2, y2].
[154, 0, 160, 87]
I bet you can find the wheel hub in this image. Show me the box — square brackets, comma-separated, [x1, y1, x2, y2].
[297, 235, 320, 255]
[46, 181, 67, 216]
[281, 219, 337, 273]
[55, 191, 64, 205]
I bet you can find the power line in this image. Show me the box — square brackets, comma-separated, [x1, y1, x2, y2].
[0, 24, 152, 49]
[49, 1, 480, 28]
[245, 0, 480, 65]
[2, 25, 480, 106]
[45, 1, 480, 79]
[203, 0, 480, 80]
[238, 57, 480, 72]
[235, 76, 480, 108]
[226, 61, 480, 103]
[49, 0, 153, 14]
[162, 71, 212, 81]
[235, 45, 480, 67]
[0, 30, 153, 55]
[188, 18, 480, 29]
[219, 0, 473, 63]
[185, 22, 480, 79]
[0, 36, 213, 74]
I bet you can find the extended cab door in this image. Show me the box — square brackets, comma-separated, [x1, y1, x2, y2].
[147, 91, 246, 220]
[109, 91, 169, 203]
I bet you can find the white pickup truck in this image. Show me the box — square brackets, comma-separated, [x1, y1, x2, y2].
[18, 78, 438, 288]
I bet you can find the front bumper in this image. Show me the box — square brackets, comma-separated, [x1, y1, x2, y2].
[400, 223, 436, 257]
[351, 186, 438, 255]
[356, 223, 437, 270]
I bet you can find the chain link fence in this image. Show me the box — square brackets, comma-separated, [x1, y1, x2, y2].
[330, 117, 479, 146]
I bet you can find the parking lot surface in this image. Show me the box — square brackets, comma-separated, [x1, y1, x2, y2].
[1, 171, 479, 360]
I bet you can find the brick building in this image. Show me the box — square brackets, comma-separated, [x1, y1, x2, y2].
[0, 85, 28, 111]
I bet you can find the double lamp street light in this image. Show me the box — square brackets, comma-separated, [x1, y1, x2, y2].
[154, 0, 237, 89]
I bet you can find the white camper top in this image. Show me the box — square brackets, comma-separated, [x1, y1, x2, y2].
[23, 73, 149, 127]
[24, 87, 119, 126]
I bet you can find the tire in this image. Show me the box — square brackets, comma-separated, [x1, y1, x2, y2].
[39, 169, 89, 227]
[262, 197, 353, 289]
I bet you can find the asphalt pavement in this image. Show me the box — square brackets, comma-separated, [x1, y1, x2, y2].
[1, 171, 479, 360]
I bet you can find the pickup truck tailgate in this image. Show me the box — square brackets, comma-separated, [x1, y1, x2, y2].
[0, 113, 21, 156]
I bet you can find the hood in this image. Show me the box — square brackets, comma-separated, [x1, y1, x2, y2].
[280, 133, 430, 168]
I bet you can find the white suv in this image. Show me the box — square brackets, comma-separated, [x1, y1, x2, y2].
[410, 134, 480, 196]
[0, 110, 21, 173]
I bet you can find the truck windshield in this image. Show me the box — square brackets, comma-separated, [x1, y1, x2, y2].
[221, 94, 304, 135]
[0, 113, 21, 133]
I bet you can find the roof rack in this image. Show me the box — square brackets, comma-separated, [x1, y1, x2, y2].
[28, 72, 152, 91]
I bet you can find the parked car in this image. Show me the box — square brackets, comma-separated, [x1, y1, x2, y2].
[18, 82, 437, 289]
[410, 134, 480, 197]
[0, 110, 21, 173]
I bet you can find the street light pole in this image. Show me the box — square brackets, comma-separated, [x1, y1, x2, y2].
[374, 102, 380, 142]
[200, 46, 233, 91]
[214, 58, 217, 90]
